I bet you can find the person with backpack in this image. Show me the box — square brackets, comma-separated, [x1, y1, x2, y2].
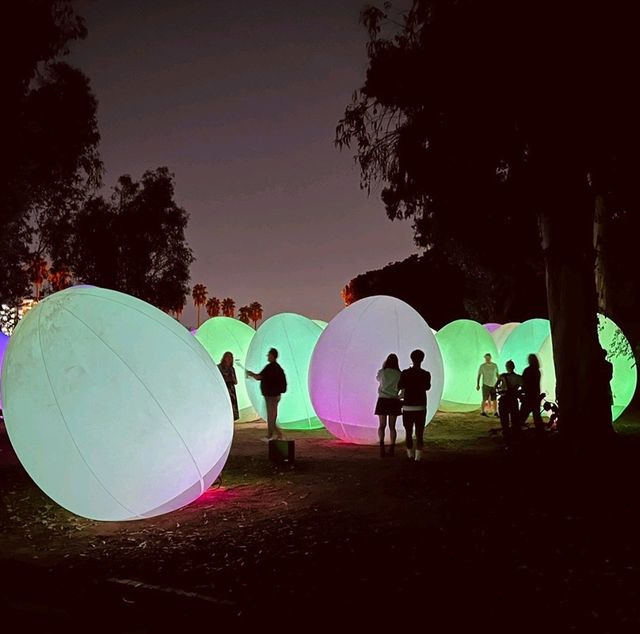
[246, 347, 287, 441]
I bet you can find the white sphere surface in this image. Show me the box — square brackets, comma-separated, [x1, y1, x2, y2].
[309, 296, 444, 444]
[0, 287, 234, 521]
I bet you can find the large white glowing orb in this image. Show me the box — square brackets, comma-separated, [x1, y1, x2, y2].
[436, 319, 499, 412]
[195, 316, 257, 421]
[309, 296, 444, 444]
[539, 314, 637, 421]
[245, 313, 323, 430]
[0, 287, 234, 521]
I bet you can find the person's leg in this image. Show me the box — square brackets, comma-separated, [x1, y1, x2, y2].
[403, 414, 414, 457]
[378, 415, 387, 457]
[531, 399, 544, 435]
[265, 397, 276, 438]
[481, 385, 489, 415]
[491, 389, 498, 416]
[273, 396, 283, 439]
[498, 397, 510, 438]
[414, 413, 426, 460]
[388, 415, 397, 455]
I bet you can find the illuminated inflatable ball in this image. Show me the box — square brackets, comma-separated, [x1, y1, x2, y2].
[0, 332, 8, 409]
[0, 286, 234, 521]
[539, 314, 637, 421]
[313, 319, 328, 330]
[483, 323, 501, 334]
[309, 295, 444, 445]
[196, 316, 257, 421]
[499, 319, 550, 374]
[245, 313, 323, 430]
[436, 319, 499, 413]
[491, 322, 520, 355]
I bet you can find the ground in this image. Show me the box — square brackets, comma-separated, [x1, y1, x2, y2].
[2, 411, 640, 631]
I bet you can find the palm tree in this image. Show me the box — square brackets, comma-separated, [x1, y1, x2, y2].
[248, 301, 263, 329]
[206, 296, 221, 318]
[238, 306, 251, 324]
[192, 284, 208, 327]
[27, 255, 49, 300]
[221, 297, 236, 318]
[48, 265, 72, 292]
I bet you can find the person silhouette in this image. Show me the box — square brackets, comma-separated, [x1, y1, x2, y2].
[375, 353, 402, 457]
[476, 352, 499, 417]
[496, 360, 523, 439]
[246, 347, 287, 441]
[520, 353, 543, 435]
[398, 349, 431, 461]
[218, 351, 239, 421]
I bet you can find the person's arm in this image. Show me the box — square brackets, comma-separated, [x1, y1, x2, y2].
[231, 367, 238, 385]
[397, 371, 405, 391]
[477, 365, 482, 390]
[425, 371, 431, 392]
[376, 369, 383, 382]
[246, 369, 262, 380]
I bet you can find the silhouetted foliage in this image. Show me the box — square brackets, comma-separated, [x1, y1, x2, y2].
[337, 0, 640, 439]
[1, 1, 101, 303]
[70, 168, 193, 312]
[206, 297, 221, 318]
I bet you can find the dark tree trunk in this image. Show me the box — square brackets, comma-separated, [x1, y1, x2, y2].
[539, 181, 614, 443]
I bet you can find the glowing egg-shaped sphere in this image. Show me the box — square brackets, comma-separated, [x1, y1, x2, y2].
[491, 322, 520, 354]
[499, 319, 550, 374]
[0, 332, 8, 409]
[539, 315, 637, 421]
[244, 313, 323, 430]
[483, 323, 501, 333]
[195, 316, 257, 421]
[309, 296, 444, 445]
[0, 287, 233, 521]
[313, 319, 328, 330]
[436, 319, 499, 412]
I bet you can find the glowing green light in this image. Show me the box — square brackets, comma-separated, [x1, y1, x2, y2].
[312, 319, 328, 329]
[195, 316, 256, 421]
[499, 319, 550, 375]
[245, 313, 323, 430]
[491, 322, 520, 356]
[435, 319, 499, 412]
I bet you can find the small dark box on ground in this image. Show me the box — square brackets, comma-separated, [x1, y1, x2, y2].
[269, 439, 295, 464]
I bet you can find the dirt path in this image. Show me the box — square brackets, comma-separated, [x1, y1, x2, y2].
[2, 412, 640, 630]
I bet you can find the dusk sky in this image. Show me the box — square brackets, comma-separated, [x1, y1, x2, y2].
[70, 0, 416, 325]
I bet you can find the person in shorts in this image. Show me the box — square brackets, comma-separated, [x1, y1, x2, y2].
[477, 353, 499, 417]
[398, 349, 431, 462]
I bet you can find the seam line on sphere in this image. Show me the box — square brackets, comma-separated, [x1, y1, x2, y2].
[77, 292, 221, 388]
[37, 301, 139, 519]
[282, 317, 311, 429]
[61, 306, 206, 498]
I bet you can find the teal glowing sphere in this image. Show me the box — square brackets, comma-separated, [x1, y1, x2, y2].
[0, 287, 234, 521]
[0, 332, 8, 409]
[436, 319, 499, 412]
[499, 319, 550, 374]
[245, 313, 323, 430]
[540, 314, 637, 421]
[312, 319, 328, 330]
[491, 322, 520, 355]
[195, 316, 257, 421]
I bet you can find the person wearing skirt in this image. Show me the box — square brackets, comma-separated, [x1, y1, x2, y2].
[375, 354, 402, 457]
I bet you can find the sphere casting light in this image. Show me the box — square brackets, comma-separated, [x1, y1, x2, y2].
[0, 287, 234, 521]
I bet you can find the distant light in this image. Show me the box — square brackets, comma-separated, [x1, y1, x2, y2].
[1, 286, 233, 521]
[309, 296, 444, 444]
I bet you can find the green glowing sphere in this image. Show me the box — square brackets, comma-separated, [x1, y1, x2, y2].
[245, 313, 323, 430]
[195, 316, 257, 421]
[499, 319, 550, 374]
[312, 319, 328, 330]
[491, 322, 520, 355]
[435, 319, 499, 412]
[0, 287, 234, 521]
[540, 315, 637, 421]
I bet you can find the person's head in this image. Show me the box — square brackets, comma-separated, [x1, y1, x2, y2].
[484, 353, 492, 363]
[221, 351, 234, 367]
[383, 353, 399, 371]
[268, 347, 279, 363]
[410, 349, 425, 367]
[505, 360, 515, 373]
[527, 353, 540, 369]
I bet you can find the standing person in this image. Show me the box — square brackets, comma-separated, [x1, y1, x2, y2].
[375, 354, 402, 457]
[218, 351, 240, 421]
[246, 347, 287, 441]
[496, 360, 523, 439]
[398, 349, 431, 461]
[521, 353, 543, 435]
[476, 353, 499, 417]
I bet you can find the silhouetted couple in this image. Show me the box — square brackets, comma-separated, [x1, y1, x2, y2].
[375, 350, 431, 461]
[496, 355, 543, 438]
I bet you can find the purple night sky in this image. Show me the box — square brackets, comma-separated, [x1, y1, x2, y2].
[70, 0, 416, 326]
